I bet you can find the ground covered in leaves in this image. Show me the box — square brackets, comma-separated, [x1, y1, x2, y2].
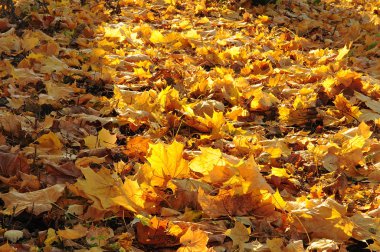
[0, 0, 379, 251]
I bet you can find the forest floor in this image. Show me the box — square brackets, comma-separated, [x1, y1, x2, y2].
[0, 0, 379, 251]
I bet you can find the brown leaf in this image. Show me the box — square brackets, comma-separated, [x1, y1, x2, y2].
[0, 184, 65, 215]
[136, 217, 179, 246]
[86, 226, 114, 247]
[198, 188, 275, 218]
[0, 152, 29, 177]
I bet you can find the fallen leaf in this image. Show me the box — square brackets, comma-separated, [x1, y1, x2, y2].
[146, 141, 189, 186]
[74, 167, 120, 210]
[0, 152, 29, 177]
[57, 224, 88, 240]
[86, 226, 114, 247]
[177, 228, 209, 252]
[35, 131, 63, 154]
[225, 221, 251, 248]
[84, 128, 117, 149]
[0, 184, 65, 215]
[0, 243, 16, 252]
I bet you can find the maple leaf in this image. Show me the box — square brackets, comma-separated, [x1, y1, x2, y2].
[266, 238, 285, 252]
[198, 187, 274, 218]
[189, 147, 226, 175]
[290, 198, 354, 241]
[35, 131, 63, 154]
[84, 128, 117, 149]
[334, 93, 361, 122]
[136, 216, 178, 246]
[272, 189, 287, 210]
[0, 152, 29, 177]
[157, 86, 183, 112]
[225, 221, 251, 248]
[150, 30, 165, 43]
[177, 228, 209, 252]
[74, 167, 120, 210]
[124, 136, 151, 160]
[229, 156, 275, 195]
[0, 184, 65, 215]
[336, 44, 351, 61]
[112, 178, 148, 213]
[146, 140, 189, 186]
[57, 224, 88, 240]
[249, 87, 278, 111]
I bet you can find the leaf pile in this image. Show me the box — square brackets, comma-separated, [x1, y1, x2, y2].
[0, 0, 380, 251]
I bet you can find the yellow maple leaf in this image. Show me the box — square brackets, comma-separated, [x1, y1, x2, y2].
[336, 44, 351, 61]
[249, 87, 277, 111]
[233, 156, 274, 194]
[271, 168, 290, 178]
[177, 228, 209, 252]
[189, 147, 225, 175]
[147, 141, 189, 186]
[272, 189, 287, 210]
[74, 168, 120, 209]
[266, 238, 284, 252]
[45, 228, 59, 246]
[290, 198, 354, 241]
[150, 30, 165, 43]
[112, 178, 146, 213]
[84, 128, 117, 149]
[336, 69, 362, 87]
[184, 29, 201, 40]
[133, 67, 152, 79]
[278, 106, 290, 123]
[164, 0, 176, 5]
[35, 131, 63, 154]
[225, 221, 251, 247]
[341, 135, 366, 153]
[157, 86, 182, 112]
[334, 93, 361, 122]
[204, 111, 225, 136]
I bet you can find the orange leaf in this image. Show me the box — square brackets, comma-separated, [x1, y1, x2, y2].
[57, 224, 88, 240]
[177, 228, 209, 252]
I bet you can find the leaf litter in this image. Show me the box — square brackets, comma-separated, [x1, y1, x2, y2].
[0, 0, 379, 251]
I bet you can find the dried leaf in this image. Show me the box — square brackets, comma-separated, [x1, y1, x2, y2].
[84, 128, 117, 149]
[225, 221, 250, 248]
[0, 184, 65, 215]
[57, 224, 88, 240]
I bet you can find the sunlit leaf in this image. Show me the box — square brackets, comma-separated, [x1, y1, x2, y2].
[178, 228, 209, 252]
[146, 141, 189, 186]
